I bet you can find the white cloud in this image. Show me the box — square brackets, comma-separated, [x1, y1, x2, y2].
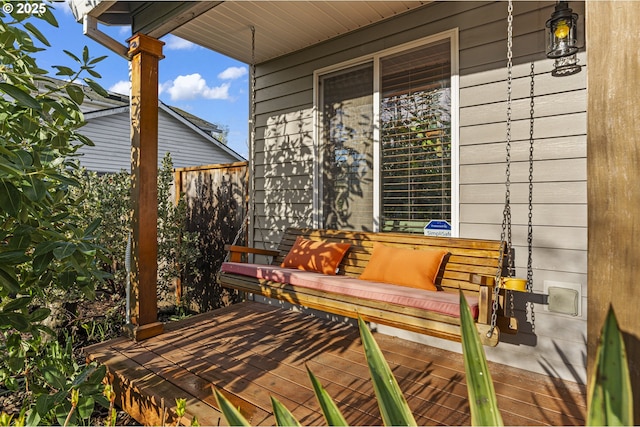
[162, 73, 230, 101]
[55, 2, 73, 15]
[218, 66, 247, 80]
[163, 35, 197, 51]
[109, 80, 131, 95]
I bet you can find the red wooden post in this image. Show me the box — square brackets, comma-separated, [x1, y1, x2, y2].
[127, 33, 164, 341]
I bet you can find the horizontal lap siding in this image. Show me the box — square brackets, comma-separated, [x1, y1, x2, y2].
[458, 1, 587, 383]
[252, 1, 587, 383]
[78, 110, 238, 173]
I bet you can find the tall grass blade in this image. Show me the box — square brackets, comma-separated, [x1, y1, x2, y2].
[459, 291, 503, 426]
[271, 396, 301, 426]
[357, 316, 417, 426]
[587, 306, 633, 426]
[213, 387, 251, 426]
[307, 366, 349, 426]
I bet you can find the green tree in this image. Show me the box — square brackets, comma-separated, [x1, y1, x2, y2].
[0, 6, 110, 423]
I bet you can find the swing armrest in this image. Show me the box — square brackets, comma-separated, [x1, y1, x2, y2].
[470, 274, 496, 325]
[224, 245, 280, 263]
[470, 274, 496, 287]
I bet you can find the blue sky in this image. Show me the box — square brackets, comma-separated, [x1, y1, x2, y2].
[32, 2, 250, 158]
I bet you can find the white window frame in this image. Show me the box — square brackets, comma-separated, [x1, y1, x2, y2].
[313, 28, 459, 236]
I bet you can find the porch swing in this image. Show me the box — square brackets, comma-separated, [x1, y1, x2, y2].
[218, 2, 535, 346]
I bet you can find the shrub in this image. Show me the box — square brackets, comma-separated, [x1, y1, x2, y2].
[0, 5, 111, 423]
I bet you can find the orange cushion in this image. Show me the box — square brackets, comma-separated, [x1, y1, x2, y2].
[281, 237, 351, 275]
[359, 243, 447, 291]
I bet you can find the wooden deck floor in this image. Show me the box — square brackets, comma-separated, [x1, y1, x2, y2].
[85, 301, 586, 426]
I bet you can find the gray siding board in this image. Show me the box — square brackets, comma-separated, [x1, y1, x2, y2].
[460, 112, 586, 144]
[252, 0, 587, 383]
[460, 68, 587, 107]
[461, 136, 586, 164]
[460, 223, 587, 251]
[461, 90, 586, 127]
[77, 113, 131, 173]
[461, 182, 586, 204]
[461, 203, 587, 228]
[461, 158, 587, 184]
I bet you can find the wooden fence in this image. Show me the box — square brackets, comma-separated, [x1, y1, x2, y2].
[174, 161, 248, 312]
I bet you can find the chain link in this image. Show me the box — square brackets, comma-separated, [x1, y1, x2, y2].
[527, 61, 536, 330]
[488, 0, 514, 337]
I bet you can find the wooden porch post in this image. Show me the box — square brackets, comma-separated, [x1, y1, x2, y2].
[586, 2, 640, 421]
[127, 33, 165, 341]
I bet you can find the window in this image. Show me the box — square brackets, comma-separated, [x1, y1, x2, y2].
[317, 32, 457, 235]
[380, 40, 452, 234]
[319, 64, 374, 231]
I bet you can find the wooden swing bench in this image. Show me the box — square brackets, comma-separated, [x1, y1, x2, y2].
[217, 228, 509, 346]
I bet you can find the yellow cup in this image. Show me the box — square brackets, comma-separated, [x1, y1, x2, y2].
[502, 277, 527, 291]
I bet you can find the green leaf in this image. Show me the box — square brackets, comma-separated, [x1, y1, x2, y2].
[54, 65, 74, 77]
[29, 307, 51, 323]
[41, 366, 67, 390]
[271, 396, 301, 427]
[587, 306, 633, 426]
[0, 180, 22, 216]
[77, 396, 95, 419]
[7, 356, 25, 373]
[63, 49, 81, 64]
[14, 149, 34, 168]
[2, 296, 32, 312]
[55, 401, 73, 426]
[0, 267, 20, 295]
[66, 85, 84, 105]
[88, 55, 108, 65]
[33, 252, 54, 273]
[53, 242, 77, 260]
[357, 316, 416, 426]
[0, 159, 22, 177]
[23, 175, 48, 202]
[459, 291, 503, 426]
[40, 6, 59, 27]
[72, 364, 98, 387]
[84, 78, 109, 98]
[0, 250, 29, 264]
[307, 366, 348, 426]
[1, 312, 30, 332]
[26, 408, 42, 427]
[0, 83, 41, 110]
[84, 218, 102, 238]
[36, 393, 56, 417]
[23, 22, 50, 47]
[213, 388, 251, 426]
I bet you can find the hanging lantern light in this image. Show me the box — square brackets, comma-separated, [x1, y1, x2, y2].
[545, 1, 581, 76]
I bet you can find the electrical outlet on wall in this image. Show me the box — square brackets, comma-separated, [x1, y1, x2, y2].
[543, 280, 582, 317]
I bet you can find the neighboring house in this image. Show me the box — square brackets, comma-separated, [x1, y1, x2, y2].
[70, 0, 638, 399]
[37, 79, 244, 172]
[78, 100, 244, 173]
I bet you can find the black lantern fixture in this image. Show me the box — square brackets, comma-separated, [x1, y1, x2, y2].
[545, 1, 581, 76]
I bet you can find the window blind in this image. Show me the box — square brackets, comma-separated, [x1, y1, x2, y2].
[380, 40, 452, 234]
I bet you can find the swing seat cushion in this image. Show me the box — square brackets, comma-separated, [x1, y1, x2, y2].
[280, 236, 351, 275]
[220, 262, 479, 319]
[359, 243, 447, 291]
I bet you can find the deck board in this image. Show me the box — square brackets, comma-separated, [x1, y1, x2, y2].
[85, 302, 586, 426]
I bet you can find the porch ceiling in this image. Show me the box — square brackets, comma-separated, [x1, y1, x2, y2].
[82, 1, 429, 64]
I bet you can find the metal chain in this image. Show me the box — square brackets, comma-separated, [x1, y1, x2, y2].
[527, 61, 536, 330]
[225, 26, 256, 262]
[488, 0, 514, 337]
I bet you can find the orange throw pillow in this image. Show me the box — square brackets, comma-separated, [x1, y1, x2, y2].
[359, 243, 447, 291]
[281, 237, 351, 275]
